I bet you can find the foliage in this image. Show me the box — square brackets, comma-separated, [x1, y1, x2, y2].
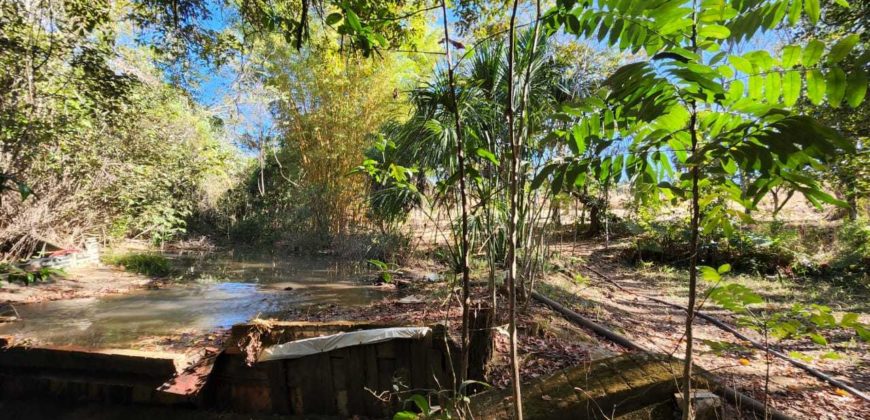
[0, 0, 236, 257]
[213, 26, 432, 251]
[832, 218, 870, 276]
[793, 0, 870, 219]
[102, 252, 172, 277]
[630, 220, 797, 274]
[393, 380, 489, 420]
[367, 258, 395, 283]
[630, 217, 870, 288]
[532, 1, 868, 417]
[705, 266, 869, 345]
[1, 264, 65, 286]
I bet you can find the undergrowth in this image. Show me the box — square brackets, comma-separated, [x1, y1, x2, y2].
[102, 253, 172, 277]
[625, 218, 870, 290]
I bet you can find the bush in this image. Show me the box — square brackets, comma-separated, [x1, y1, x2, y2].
[102, 253, 172, 277]
[830, 219, 870, 275]
[627, 220, 798, 275]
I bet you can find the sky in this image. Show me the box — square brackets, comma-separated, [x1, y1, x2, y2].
[175, 3, 458, 153]
[174, 1, 786, 156]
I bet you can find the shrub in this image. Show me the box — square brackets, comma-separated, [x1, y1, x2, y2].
[102, 253, 172, 277]
[830, 219, 870, 280]
[627, 220, 798, 275]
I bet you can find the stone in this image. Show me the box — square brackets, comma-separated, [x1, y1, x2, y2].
[674, 389, 722, 420]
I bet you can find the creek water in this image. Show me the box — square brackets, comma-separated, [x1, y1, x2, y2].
[0, 252, 390, 349]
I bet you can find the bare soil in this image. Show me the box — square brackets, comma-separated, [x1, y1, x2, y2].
[541, 239, 870, 420]
[0, 264, 154, 307]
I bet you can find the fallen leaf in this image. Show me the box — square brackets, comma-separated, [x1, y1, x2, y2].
[833, 388, 848, 397]
[738, 358, 750, 366]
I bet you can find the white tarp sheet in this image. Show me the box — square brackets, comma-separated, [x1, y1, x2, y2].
[257, 326, 432, 362]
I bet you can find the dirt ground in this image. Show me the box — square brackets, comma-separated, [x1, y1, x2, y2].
[0, 264, 153, 307]
[540, 239, 870, 420]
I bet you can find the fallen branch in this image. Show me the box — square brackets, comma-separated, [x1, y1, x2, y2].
[581, 264, 870, 403]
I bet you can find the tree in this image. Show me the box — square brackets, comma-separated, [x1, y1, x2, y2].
[540, 0, 866, 418]
[793, 0, 869, 219]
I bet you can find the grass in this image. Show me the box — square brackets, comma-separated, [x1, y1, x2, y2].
[102, 252, 172, 277]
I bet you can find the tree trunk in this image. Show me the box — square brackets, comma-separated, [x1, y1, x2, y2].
[467, 305, 494, 391]
[681, 6, 700, 419]
[506, 0, 523, 417]
[439, 0, 472, 387]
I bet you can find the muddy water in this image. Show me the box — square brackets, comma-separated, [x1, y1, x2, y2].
[0, 253, 390, 349]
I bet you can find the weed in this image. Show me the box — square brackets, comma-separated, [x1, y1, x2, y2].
[102, 253, 172, 277]
[1, 264, 65, 286]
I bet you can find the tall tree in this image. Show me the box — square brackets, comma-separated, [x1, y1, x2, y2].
[506, 0, 524, 418]
[438, 0, 473, 385]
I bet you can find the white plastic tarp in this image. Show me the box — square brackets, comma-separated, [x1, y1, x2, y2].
[257, 327, 432, 362]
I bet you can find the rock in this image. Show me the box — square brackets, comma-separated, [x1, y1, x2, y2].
[674, 389, 722, 420]
[397, 295, 424, 304]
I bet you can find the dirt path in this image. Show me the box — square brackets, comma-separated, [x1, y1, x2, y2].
[540, 240, 869, 419]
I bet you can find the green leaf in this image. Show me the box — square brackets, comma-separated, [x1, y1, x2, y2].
[808, 332, 828, 346]
[802, 40, 824, 67]
[531, 164, 557, 190]
[698, 24, 730, 39]
[748, 74, 764, 99]
[729, 55, 753, 74]
[788, 0, 802, 26]
[570, 124, 587, 154]
[805, 0, 820, 23]
[727, 79, 744, 102]
[373, 33, 388, 47]
[717, 264, 731, 274]
[475, 148, 499, 165]
[367, 259, 388, 270]
[806, 69, 825, 105]
[834, 0, 850, 6]
[828, 34, 860, 63]
[325, 12, 343, 25]
[840, 313, 859, 327]
[393, 412, 418, 420]
[699, 266, 721, 282]
[17, 182, 33, 201]
[781, 45, 801, 67]
[765, 72, 782, 103]
[826, 67, 846, 107]
[789, 351, 814, 362]
[783, 70, 802, 106]
[845, 68, 868, 108]
[344, 9, 363, 32]
[408, 394, 430, 414]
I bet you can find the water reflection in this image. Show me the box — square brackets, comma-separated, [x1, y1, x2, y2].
[0, 253, 389, 349]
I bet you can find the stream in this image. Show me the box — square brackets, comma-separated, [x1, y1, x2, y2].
[0, 252, 390, 349]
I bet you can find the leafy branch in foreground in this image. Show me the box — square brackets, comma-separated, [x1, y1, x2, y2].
[537, 0, 866, 418]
